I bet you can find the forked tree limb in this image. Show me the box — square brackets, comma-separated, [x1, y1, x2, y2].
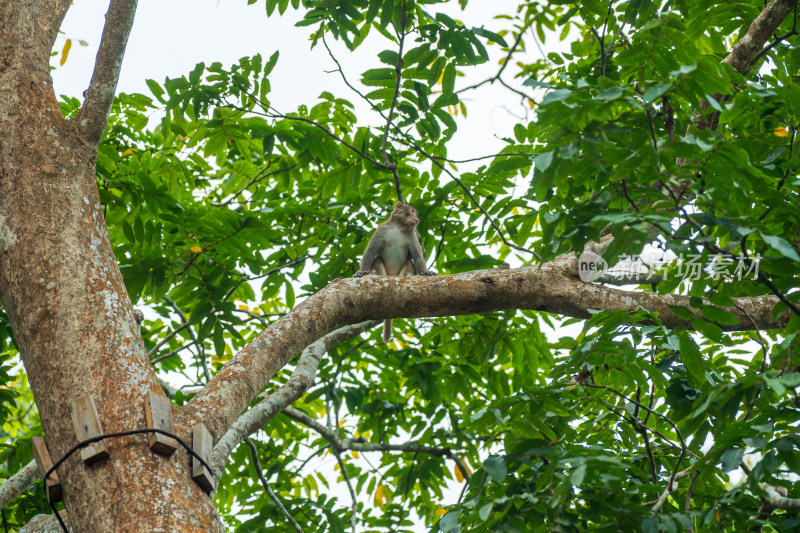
[210, 320, 379, 474]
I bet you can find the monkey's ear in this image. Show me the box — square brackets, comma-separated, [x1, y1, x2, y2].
[394, 202, 405, 209]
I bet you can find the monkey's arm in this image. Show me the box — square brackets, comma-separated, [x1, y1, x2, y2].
[409, 233, 435, 275]
[416, 231, 426, 260]
[354, 225, 388, 277]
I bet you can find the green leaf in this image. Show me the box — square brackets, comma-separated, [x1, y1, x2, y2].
[441, 62, 456, 95]
[720, 447, 744, 472]
[679, 332, 706, 386]
[642, 83, 669, 103]
[667, 304, 695, 321]
[760, 232, 800, 262]
[483, 455, 507, 482]
[472, 27, 508, 47]
[596, 86, 625, 101]
[439, 510, 461, 532]
[264, 50, 279, 77]
[700, 305, 739, 326]
[541, 88, 571, 105]
[534, 150, 554, 172]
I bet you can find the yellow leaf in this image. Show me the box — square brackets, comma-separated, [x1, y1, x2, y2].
[177, 134, 187, 142]
[338, 419, 345, 428]
[238, 304, 249, 311]
[715, 511, 721, 522]
[774, 126, 789, 137]
[351, 450, 359, 459]
[454, 464, 464, 482]
[434, 508, 448, 516]
[375, 484, 386, 506]
[528, 98, 536, 109]
[513, 207, 519, 216]
[437, 71, 444, 85]
[60, 39, 72, 66]
[190, 246, 203, 253]
[121, 148, 137, 157]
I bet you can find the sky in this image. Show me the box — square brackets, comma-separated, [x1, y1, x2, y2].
[52, 0, 542, 165]
[49, 1, 546, 530]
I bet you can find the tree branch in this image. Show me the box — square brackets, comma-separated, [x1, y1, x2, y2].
[187, 264, 788, 442]
[74, 0, 138, 144]
[281, 406, 457, 457]
[0, 460, 38, 509]
[725, 0, 799, 75]
[211, 320, 379, 472]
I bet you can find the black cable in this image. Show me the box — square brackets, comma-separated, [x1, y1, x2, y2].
[44, 428, 214, 532]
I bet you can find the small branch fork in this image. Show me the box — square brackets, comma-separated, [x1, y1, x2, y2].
[211, 321, 379, 472]
[457, 21, 534, 101]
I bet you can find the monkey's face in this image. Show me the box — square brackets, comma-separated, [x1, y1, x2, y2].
[392, 204, 419, 228]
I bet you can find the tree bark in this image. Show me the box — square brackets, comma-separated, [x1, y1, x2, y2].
[0, 0, 221, 531]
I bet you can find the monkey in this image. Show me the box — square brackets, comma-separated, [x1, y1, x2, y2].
[354, 202, 436, 343]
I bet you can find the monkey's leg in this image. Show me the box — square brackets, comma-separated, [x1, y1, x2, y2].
[398, 260, 415, 276]
[372, 258, 388, 276]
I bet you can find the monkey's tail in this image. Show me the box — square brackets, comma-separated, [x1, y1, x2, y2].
[382, 319, 393, 343]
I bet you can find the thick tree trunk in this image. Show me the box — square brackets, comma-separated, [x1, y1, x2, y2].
[0, 2, 222, 531]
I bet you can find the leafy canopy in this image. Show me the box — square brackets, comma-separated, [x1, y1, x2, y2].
[2, 0, 800, 531]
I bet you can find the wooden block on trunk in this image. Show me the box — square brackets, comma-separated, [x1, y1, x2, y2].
[191, 423, 215, 493]
[32, 436, 62, 503]
[144, 391, 178, 456]
[70, 394, 109, 465]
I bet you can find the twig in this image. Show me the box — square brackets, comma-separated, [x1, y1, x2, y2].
[457, 23, 530, 94]
[381, 0, 408, 203]
[585, 383, 692, 512]
[150, 342, 193, 364]
[223, 256, 308, 302]
[649, 467, 694, 513]
[331, 447, 358, 533]
[685, 467, 704, 533]
[224, 96, 390, 171]
[211, 163, 299, 207]
[244, 438, 304, 533]
[146, 322, 190, 358]
[164, 296, 210, 382]
[282, 406, 457, 456]
[398, 138, 541, 260]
